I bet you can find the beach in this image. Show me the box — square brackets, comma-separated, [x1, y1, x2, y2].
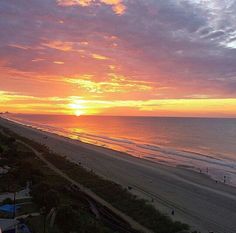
[1, 117, 236, 233]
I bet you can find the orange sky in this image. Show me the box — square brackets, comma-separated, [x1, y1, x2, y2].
[0, 0, 236, 117]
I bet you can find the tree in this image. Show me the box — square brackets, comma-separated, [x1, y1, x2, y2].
[31, 182, 50, 206]
[6, 137, 16, 145]
[44, 189, 60, 211]
[56, 205, 79, 233]
[11, 162, 43, 186]
[2, 198, 13, 205]
[31, 183, 60, 211]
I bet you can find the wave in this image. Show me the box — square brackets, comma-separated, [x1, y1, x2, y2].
[70, 131, 236, 170]
[3, 114, 235, 166]
[74, 132, 135, 145]
[3, 114, 236, 186]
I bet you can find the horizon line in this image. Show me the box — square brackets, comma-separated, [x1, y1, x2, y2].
[1, 112, 236, 120]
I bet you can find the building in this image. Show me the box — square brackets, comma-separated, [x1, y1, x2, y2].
[0, 218, 19, 233]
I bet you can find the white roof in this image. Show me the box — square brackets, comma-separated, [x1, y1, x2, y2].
[0, 218, 18, 231]
[0, 167, 8, 175]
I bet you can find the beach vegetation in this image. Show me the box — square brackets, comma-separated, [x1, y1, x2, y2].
[0, 127, 190, 233]
[0, 146, 3, 154]
[1, 198, 13, 205]
[0, 130, 118, 233]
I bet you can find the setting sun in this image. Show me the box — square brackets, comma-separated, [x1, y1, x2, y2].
[1, 1, 236, 233]
[68, 100, 86, 116]
[75, 109, 84, 116]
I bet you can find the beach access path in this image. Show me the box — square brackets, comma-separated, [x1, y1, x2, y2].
[1, 117, 236, 233]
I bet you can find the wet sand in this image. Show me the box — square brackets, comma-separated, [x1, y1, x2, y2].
[1, 117, 236, 233]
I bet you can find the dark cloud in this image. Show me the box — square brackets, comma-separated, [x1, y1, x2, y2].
[0, 0, 236, 98]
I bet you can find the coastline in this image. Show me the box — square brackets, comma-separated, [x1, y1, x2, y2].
[3, 114, 236, 187]
[1, 117, 236, 233]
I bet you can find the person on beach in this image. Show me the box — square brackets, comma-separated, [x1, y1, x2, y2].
[223, 175, 226, 183]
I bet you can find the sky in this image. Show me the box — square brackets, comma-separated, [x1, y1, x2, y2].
[0, 0, 236, 117]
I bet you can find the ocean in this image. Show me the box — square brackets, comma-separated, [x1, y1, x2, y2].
[4, 114, 236, 186]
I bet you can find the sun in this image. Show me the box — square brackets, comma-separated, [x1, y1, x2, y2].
[68, 98, 99, 116]
[68, 99, 86, 116]
[75, 109, 84, 116]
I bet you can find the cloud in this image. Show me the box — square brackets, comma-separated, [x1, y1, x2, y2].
[100, 0, 126, 15]
[42, 40, 74, 51]
[57, 0, 92, 6]
[64, 73, 153, 93]
[91, 53, 109, 60]
[1, 90, 236, 117]
[0, 0, 236, 116]
[68, 97, 236, 116]
[53, 61, 65, 64]
[57, 0, 126, 14]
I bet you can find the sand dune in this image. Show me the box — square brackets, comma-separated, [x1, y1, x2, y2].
[1, 117, 236, 233]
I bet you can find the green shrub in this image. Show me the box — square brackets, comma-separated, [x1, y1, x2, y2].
[56, 205, 79, 232]
[31, 183, 60, 211]
[2, 198, 13, 205]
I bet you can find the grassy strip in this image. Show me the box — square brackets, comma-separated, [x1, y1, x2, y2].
[1, 126, 190, 233]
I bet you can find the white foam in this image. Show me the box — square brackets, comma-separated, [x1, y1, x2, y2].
[3, 114, 236, 187]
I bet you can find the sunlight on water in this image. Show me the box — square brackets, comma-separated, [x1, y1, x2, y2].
[3, 114, 236, 186]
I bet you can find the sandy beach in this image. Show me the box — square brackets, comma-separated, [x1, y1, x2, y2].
[1, 117, 236, 233]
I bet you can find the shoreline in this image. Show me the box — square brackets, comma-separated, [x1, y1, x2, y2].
[0, 116, 220, 187]
[2, 115, 234, 187]
[2, 114, 236, 189]
[1, 117, 236, 232]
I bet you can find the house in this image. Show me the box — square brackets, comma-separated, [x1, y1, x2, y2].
[0, 218, 19, 233]
[0, 205, 20, 214]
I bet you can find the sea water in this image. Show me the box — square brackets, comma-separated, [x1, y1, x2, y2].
[4, 114, 236, 186]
